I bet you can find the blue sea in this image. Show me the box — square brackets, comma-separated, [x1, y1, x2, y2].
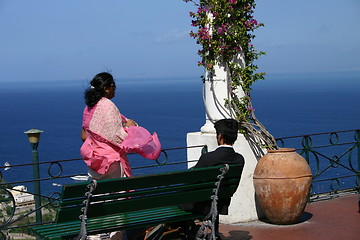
[0, 71, 359, 195]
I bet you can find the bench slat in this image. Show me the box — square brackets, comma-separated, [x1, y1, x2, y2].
[60, 180, 217, 208]
[32, 206, 203, 240]
[61, 165, 238, 199]
[57, 185, 215, 222]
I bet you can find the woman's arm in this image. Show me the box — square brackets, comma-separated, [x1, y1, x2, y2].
[125, 119, 137, 127]
[81, 128, 87, 142]
[121, 114, 137, 127]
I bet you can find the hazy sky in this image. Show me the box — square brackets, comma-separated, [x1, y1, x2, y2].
[0, 0, 359, 83]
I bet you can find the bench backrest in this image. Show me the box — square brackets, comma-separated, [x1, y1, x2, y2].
[56, 164, 243, 223]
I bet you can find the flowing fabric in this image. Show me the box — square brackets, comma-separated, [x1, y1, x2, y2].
[121, 126, 162, 159]
[80, 97, 161, 177]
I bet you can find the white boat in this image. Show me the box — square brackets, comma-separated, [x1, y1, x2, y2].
[71, 175, 90, 181]
[4, 162, 10, 171]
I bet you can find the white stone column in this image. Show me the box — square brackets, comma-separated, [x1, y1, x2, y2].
[200, 63, 232, 133]
[200, 45, 246, 133]
[186, 39, 263, 224]
[185, 2, 265, 222]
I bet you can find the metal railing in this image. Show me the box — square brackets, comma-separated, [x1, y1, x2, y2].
[276, 129, 360, 201]
[0, 145, 206, 239]
[0, 129, 359, 238]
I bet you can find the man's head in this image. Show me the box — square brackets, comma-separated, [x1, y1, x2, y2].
[214, 119, 239, 145]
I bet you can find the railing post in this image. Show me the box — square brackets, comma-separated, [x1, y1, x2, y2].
[302, 135, 311, 164]
[24, 129, 43, 227]
[356, 130, 360, 213]
[356, 130, 360, 182]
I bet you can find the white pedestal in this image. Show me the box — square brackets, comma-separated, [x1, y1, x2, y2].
[187, 132, 265, 223]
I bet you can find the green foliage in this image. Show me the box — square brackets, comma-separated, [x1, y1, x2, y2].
[183, 0, 265, 127]
[42, 211, 56, 222]
[6, 205, 14, 216]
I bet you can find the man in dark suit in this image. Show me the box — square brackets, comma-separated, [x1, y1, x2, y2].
[180, 119, 245, 239]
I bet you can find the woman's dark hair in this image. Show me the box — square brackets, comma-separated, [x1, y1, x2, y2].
[214, 119, 239, 145]
[84, 72, 115, 107]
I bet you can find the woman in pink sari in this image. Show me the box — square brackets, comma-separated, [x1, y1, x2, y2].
[80, 72, 161, 181]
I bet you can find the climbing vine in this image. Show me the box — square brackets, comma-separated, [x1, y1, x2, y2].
[183, 0, 277, 149]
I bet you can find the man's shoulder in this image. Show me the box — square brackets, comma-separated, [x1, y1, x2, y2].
[200, 147, 243, 162]
[200, 147, 226, 158]
[204, 146, 239, 156]
[213, 146, 238, 155]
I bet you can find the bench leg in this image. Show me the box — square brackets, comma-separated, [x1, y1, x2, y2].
[74, 180, 98, 240]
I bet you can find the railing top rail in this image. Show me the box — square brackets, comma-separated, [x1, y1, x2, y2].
[276, 129, 359, 140]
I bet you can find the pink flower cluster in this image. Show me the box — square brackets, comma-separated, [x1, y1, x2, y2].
[234, 46, 242, 52]
[228, 0, 237, 4]
[191, 20, 199, 27]
[220, 44, 230, 53]
[247, 106, 255, 112]
[197, 6, 207, 14]
[198, 27, 211, 40]
[217, 23, 229, 35]
[244, 4, 253, 10]
[245, 18, 258, 28]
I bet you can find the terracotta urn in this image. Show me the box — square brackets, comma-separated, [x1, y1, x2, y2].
[253, 148, 312, 224]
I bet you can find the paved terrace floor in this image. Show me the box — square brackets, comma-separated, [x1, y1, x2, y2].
[219, 194, 360, 240]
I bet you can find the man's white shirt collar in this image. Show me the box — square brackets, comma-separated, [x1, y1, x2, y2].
[217, 145, 233, 149]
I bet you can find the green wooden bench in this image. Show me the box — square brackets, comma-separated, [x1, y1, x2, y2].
[30, 164, 242, 240]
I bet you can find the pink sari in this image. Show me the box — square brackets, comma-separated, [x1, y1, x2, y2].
[80, 97, 161, 177]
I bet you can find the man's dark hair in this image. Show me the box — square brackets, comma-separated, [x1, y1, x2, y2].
[214, 119, 239, 145]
